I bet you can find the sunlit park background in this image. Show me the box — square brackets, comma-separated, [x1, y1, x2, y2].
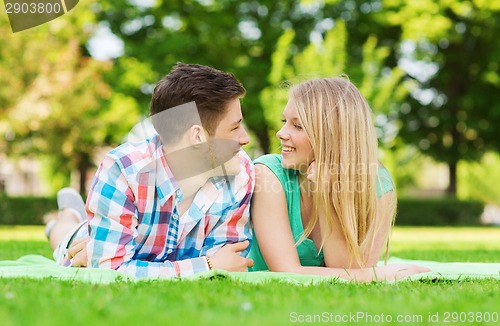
[0, 0, 500, 324]
[1, 0, 500, 207]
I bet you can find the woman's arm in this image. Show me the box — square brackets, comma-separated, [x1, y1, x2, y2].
[251, 164, 429, 281]
[287, 263, 429, 282]
[251, 164, 304, 272]
[319, 191, 395, 269]
[365, 191, 396, 266]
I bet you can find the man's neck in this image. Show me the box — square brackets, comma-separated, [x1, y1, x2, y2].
[176, 170, 212, 199]
[163, 145, 219, 198]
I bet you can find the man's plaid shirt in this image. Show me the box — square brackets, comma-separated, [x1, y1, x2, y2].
[71, 135, 254, 278]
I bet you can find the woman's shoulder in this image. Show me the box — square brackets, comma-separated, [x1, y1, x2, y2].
[253, 154, 297, 187]
[377, 164, 392, 179]
[376, 164, 395, 196]
[254, 154, 284, 177]
[253, 153, 282, 166]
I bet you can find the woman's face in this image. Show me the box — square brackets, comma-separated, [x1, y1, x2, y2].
[276, 99, 314, 172]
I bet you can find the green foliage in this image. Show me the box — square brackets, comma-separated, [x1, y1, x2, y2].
[85, 0, 500, 196]
[379, 144, 422, 193]
[0, 196, 56, 225]
[261, 21, 410, 152]
[458, 152, 500, 204]
[92, 0, 320, 152]
[396, 198, 484, 226]
[2, 0, 499, 199]
[93, 0, 399, 152]
[1, 5, 142, 194]
[392, 0, 500, 194]
[383, 0, 454, 41]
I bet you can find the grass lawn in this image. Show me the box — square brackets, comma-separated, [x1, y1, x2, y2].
[0, 226, 499, 326]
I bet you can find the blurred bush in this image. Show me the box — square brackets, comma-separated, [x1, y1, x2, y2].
[0, 196, 485, 226]
[0, 196, 56, 225]
[397, 198, 484, 226]
[458, 152, 500, 205]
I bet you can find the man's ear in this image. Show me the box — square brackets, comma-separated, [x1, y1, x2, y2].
[189, 124, 207, 146]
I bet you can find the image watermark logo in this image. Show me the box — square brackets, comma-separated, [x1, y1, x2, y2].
[4, 0, 79, 33]
[288, 311, 499, 324]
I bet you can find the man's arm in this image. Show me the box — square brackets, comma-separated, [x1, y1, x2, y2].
[201, 156, 255, 259]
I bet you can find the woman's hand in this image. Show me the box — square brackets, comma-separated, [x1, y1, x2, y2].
[306, 160, 316, 182]
[369, 264, 431, 282]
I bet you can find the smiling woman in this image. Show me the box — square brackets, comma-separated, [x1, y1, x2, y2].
[249, 76, 430, 281]
[277, 99, 314, 173]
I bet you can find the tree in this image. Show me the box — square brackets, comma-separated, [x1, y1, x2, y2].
[92, 0, 385, 153]
[389, 0, 500, 195]
[261, 21, 411, 152]
[1, 7, 141, 195]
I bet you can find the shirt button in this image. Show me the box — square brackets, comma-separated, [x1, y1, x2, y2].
[172, 214, 178, 220]
[175, 189, 181, 196]
[167, 249, 173, 254]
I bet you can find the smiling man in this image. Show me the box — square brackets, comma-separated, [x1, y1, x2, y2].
[45, 63, 255, 278]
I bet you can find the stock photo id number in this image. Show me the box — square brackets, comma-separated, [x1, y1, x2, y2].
[3, 0, 79, 32]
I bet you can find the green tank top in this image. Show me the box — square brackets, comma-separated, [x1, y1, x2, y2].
[248, 154, 395, 271]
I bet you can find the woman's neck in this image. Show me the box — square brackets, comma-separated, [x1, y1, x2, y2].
[298, 172, 313, 198]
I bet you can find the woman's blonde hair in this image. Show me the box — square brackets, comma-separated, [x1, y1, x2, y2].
[291, 76, 396, 268]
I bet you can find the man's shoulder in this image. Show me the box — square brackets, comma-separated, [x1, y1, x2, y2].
[107, 135, 162, 172]
[238, 149, 254, 170]
[223, 150, 255, 195]
[237, 149, 255, 180]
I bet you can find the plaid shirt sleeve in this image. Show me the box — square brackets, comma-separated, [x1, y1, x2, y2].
[202, 156, 255, 258]
[86, 154, 210, 278]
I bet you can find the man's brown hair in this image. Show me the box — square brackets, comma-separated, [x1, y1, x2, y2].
[150, 63, 245, 143]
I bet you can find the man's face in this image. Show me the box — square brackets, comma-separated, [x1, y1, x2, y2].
[209, 98, 250, 175]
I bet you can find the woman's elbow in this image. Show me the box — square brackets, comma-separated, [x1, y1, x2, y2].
[324, 257, 367, 269]
[268, 263, 303, 274]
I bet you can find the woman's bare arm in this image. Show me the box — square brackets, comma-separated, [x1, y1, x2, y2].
[319, 191, 395, 268]
[251, 164, 429, 282]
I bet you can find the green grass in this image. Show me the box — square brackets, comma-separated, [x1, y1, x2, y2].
[1, 226, 499, 326]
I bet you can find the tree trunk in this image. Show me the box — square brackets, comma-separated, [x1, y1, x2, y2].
[256, 128, 270, 154]
[447, 161, 457, 196]
[78, 158, 90, 197]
